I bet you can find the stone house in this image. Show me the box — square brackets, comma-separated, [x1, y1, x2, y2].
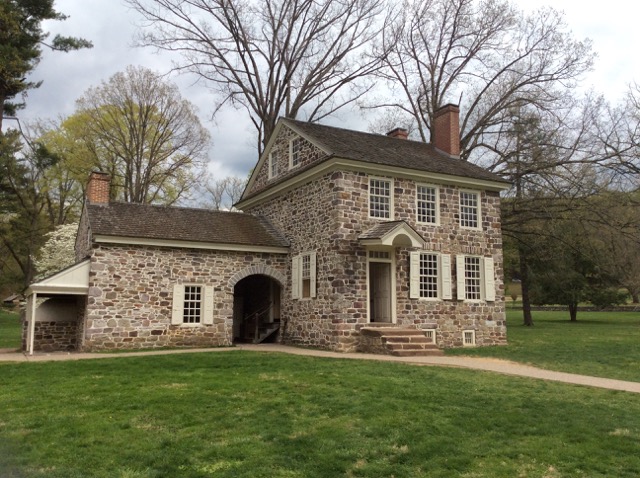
[24, 104, 510, 355]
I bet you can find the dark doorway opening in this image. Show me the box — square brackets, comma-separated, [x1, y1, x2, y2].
[233, 275, 281, 343]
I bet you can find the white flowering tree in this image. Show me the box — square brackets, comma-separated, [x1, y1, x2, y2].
[33, 223, 78, 279]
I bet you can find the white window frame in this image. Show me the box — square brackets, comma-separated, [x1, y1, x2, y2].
[455, 255, 495, 302]
[416, 184, 439, 225]
[289, 137, 303, 169]
[291, 252, 316, 299]
[368, 177, 393, 219]
[459, 190, 481, 229]
[409, 252, 452, 300]
[268, 148, 279, 179]
[171, 284, 214, 326]
[463, 330, 476, 346]
[423, 329, 437, 344]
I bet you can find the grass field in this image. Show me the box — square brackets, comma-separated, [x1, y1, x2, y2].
[0, 308, 21, 349]
[446, 309, 640, 382]
[1, 351, 640, 478]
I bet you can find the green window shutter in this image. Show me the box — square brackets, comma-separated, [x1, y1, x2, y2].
[409, 251, 420, 299]
[291, 255, 300, 299]
[203, 285, 215, 325]
[484, 257, 496, 302]
[171, 284, 184, 325]
[440, 254, 452, 300]
[310, 252, 317, 298]
[456, 255, 466, 301]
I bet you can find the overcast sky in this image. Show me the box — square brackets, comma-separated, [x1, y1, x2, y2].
[13, 0, 640, 180]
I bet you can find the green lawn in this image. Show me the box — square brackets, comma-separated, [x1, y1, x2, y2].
[446, 309, 640, 382]
[0, 308, 21, 350]
[1, 351, 640, 478]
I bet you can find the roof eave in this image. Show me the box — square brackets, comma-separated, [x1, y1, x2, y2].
[93, 235, 289, 254]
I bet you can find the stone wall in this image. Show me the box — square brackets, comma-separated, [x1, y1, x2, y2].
[247, 166, 506, 351]
[75, 203, 91, 261]
[248, 125, 326, 195]
[21, 297, 84, 352]
[249, 171, 363, 351]
[84, 244, 288, 351]
[23, 321, 78, 352]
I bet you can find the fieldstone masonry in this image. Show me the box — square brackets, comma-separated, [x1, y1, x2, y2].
[247, 132, 506, 351]
[83, 245, 287, 350]
[32, 113, 506, 354]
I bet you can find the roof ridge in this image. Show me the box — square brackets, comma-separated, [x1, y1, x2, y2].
[94, 201, 250, 217]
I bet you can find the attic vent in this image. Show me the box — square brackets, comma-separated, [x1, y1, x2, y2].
[463, 330, 476, 346]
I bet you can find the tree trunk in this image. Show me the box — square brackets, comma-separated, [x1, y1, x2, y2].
[519, 246, 534, 326]
[568, 302, 578, 321]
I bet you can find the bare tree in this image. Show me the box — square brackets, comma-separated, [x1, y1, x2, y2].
[598, 83, 640, 187]
[127, 0, 387, 153]
[202, 175, 248, 210]
[369, 0, 594, 164]
[73, 66, 210, 205]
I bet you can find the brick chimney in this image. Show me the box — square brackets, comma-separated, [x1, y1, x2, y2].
[86, 171, 111, 204]
[432, 104, 460, 157]
[386, 127, 408, 140]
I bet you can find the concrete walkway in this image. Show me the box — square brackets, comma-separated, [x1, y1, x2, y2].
[1, 344, 639, 394]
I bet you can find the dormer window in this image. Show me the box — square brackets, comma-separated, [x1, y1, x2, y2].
[290, 137, 303, 168]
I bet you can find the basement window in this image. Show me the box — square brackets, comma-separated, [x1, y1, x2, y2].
[423, 329, 436, 344]
[463, 330, 476, 346]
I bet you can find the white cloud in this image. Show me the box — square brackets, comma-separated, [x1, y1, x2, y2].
[16, 0, 639, 180]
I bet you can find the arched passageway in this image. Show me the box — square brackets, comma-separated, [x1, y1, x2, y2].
[233, 274, 281, 344]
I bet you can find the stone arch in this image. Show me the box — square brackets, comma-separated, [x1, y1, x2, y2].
[228, 264, 286, 289]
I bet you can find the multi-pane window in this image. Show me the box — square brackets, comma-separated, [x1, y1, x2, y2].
[417, 185, 437, 224]
[290, 137, 303, 168]
[460, 191, 479, 228]
[464, 256, 482, 301]
[410, 251, 451, 300]
[369, 178, 391, 219]
[269, 149, 279, 179]
[301, 254, 311, 298]
[419, 253, 439, 298]
[183, 285, 202, 324]
[292, 252, 316, 299]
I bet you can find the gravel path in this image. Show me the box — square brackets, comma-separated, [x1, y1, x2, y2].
[1, 344, 639, 394]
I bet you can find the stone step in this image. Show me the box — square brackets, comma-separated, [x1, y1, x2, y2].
[385, 341, 440, 349]
[383, 335, 434, 344]
[360, 327, 426, 337]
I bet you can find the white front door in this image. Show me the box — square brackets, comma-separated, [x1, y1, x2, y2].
[369, 262, 392, 322]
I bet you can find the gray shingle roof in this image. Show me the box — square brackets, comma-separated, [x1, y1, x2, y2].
[87, 202, 289, 248]
[282, 118, 508, 184]
[358, 221, 412, 240]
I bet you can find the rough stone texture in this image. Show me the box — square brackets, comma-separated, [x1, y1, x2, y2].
[22, 296, 85, 352]
[249, 125, 326, 195]
[75, 203, 92, 261]
[24, 321, 78, 352]
[61, 120, 506, 354]
[247, 164, 506, 351]
[82, 244, 287, 351]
